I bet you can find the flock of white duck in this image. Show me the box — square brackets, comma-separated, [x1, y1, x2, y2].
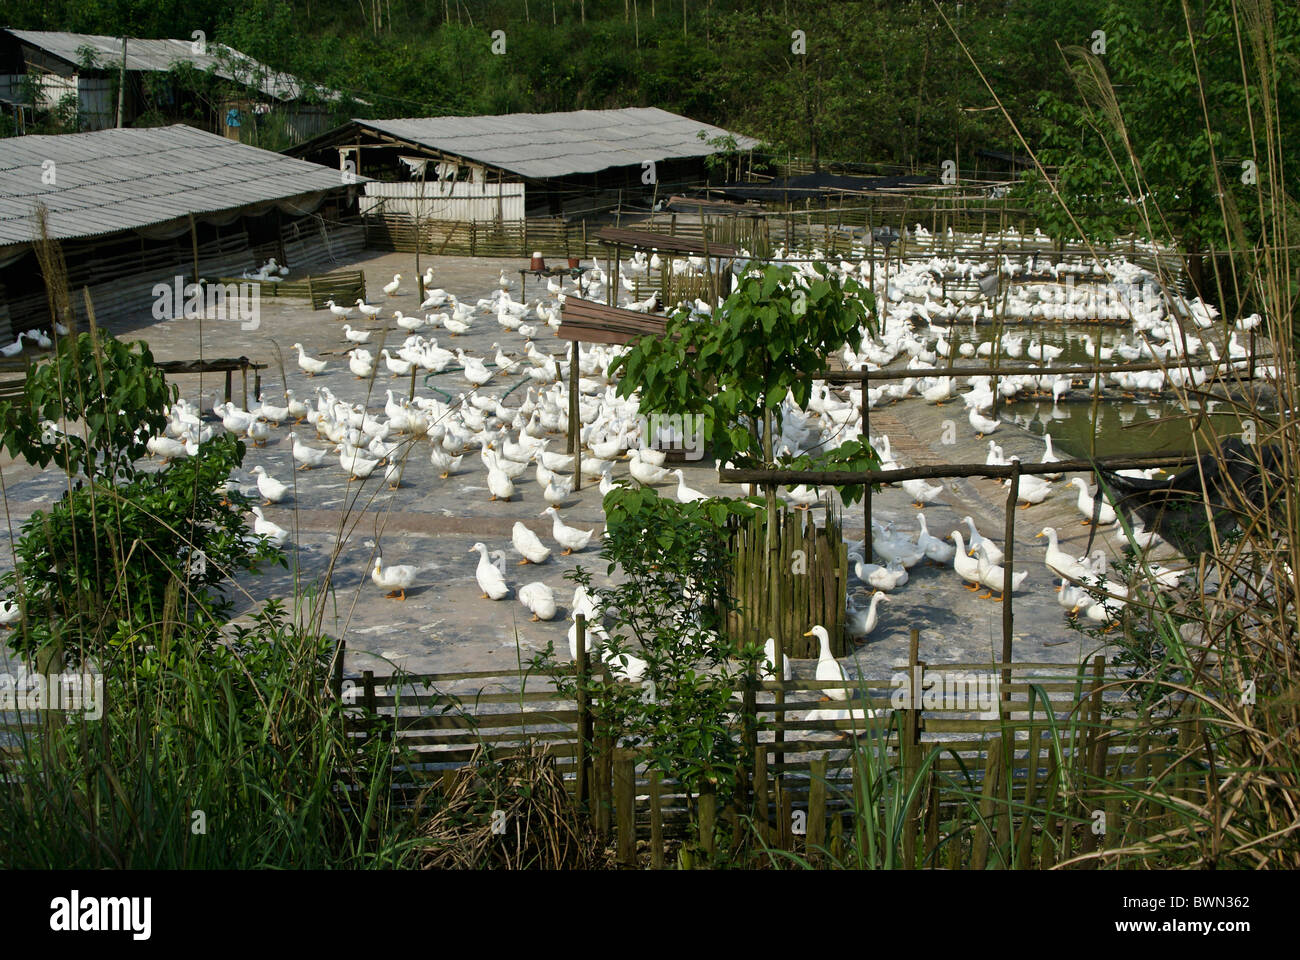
[59, 235, 1231, 679]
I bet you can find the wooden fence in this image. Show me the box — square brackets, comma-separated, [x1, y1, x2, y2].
[342, 641, 1198, 868]
[364, 209, 599, 260]
[212, 270, 367, 310]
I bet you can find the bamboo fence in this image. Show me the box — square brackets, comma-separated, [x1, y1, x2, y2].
[337, 634, 1201, 869]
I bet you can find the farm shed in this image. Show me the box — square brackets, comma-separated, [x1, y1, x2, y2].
[289, 107, 759, 222]
[0, 28, 348, 142]
[0, 123, 364, 340]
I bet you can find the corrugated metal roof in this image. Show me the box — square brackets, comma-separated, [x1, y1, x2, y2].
[5, 29, 344, 102]
[355, 108, 759, 179]
[0, 124, 355, 247]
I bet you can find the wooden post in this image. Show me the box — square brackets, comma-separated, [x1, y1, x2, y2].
[773, 775, 790, 850]
[1001, 459, 1019, 701]
[649, 770, 664, 869]
[596, 701, 613, 839]
[575, 613, 590, 806]
[698, 784, 716, 858]
[614, 748, 637, 867]
[753, 744, 770, 845]
[807, 754, 827, 862]
[362, 670, 376, 741]
[970, 736, 1003, 870]
[408, 365, 417, 402]
[902, 629, 922, 867]
[947, 799, 965, 870]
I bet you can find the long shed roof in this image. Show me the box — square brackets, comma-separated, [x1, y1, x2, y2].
[4, 28, 345, 102]
[0, 124, 354, 248]
[318, 108, 758, 179]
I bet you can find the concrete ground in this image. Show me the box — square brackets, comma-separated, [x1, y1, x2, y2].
[0, 249, 1134, 683]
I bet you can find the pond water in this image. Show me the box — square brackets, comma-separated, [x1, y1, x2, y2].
[928, 319, 1258, 457]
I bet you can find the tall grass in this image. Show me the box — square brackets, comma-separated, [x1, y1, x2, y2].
[0, 602, 416, 868]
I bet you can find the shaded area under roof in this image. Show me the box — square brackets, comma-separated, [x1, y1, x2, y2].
[4, 28, 346, 103]
[0, 124, 357, 248]
[594, 226, 738, 257]
[315, 108, 758, 180]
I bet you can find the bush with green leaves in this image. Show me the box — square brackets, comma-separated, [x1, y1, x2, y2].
[0, 331, 280, 666]
[611, 261, 879, 504]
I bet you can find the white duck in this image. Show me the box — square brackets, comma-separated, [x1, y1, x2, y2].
[761, 637, 793, 682]
[1037, 526, 1093, 583]
[292, 343, 328, 376]
[968, 408, 1000, 437]
[671, 469, 707, 503]
[371, 551, 418, 600]
[628, 448, 671, 485]
[606, 647, 649, 683]
[511, 522, 551, 564]
[1069, 477, 1117, 526]
[543, 475, 572, 507]
[249, 506, 290, 547]
[338, 443, 382, 481]
[518, 581, 557, 621]
[246, 419, 271, 447]
[961, 516, 1003, 565]
[948, 531, 985, 592]
[916, 514, 955, 564]
[348, 348, 375, 379]
[806, 625, 850, 701]
[1013, 474, 1053, 507]
[902, 478, 944, 507]
[973, 541, 1028, 599]
[287, 431, 330, 470]
[0, 597, 20, 627]
[249, 465, 289, 505]
[1040, 433, 1064, 480]
[487, 463, 516, 501]
[470, 542, 510, 600]
[847, 591, 889, 640]
[429, 446, 463, 478]
[541, 507, 594, 554]
[342, 323, 371, 344]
